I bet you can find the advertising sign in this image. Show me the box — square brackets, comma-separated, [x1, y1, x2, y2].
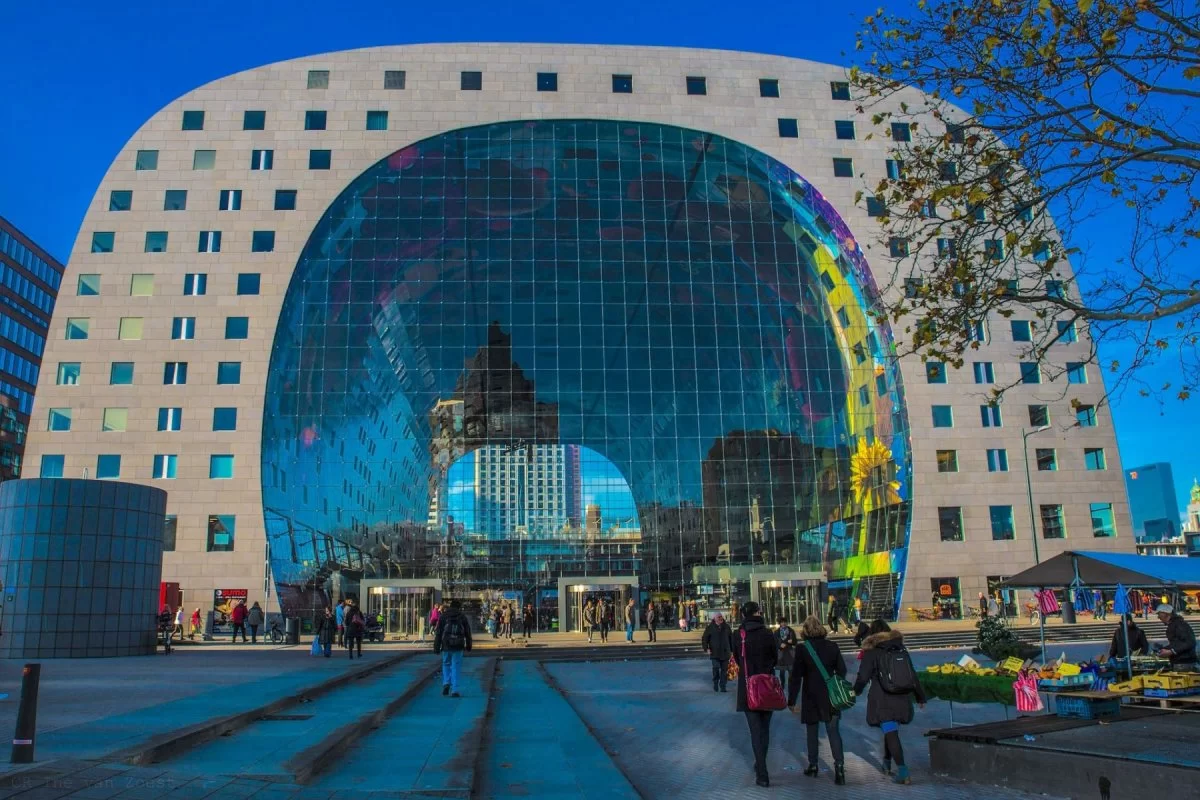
[213, 588, 248, 632]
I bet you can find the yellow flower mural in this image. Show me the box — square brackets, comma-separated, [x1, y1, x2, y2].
[851, 438, 901, 508]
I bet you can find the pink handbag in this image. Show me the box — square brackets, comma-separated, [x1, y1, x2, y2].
[742, 630, 787, 711]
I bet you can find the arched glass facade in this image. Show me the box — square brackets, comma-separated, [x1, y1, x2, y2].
[262, 120, 911, 622]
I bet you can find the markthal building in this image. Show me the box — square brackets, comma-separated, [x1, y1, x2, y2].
[26, 45, 1130, 634]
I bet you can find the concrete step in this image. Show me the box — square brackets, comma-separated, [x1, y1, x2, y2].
[159, 654, 437, 781]
[310, 656, 498, 796]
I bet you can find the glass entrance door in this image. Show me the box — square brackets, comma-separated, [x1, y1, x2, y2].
[566, 584, 631, 633]
[369, 588, 432, 639]
[758, 581, 820, 626]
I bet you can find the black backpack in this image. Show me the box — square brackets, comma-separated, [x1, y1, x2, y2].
[443, 617, 467, 650]
[877, 646, 917, 694]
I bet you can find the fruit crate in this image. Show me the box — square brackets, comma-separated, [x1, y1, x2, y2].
[1039, 674, 1092, 691]
[1054, 693, 1121, 719]
[1144, 687, 1200, 698]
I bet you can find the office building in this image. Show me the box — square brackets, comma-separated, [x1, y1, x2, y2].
[1125, 462, 1180, 540]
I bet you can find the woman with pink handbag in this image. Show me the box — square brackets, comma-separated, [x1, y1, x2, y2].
[734, 601, 784, 787]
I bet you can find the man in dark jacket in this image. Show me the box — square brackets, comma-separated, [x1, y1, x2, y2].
[434, 600, 473, 697]
[1109, 615, 1150, 659]
[853, 624, 926, 785]
[701, 613, 735, 692]
[734, 602, 778, 788]
[1156, 604, 1198, 668]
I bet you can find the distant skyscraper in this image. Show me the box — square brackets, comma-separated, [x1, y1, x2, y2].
[475, 444, 568, 537]
[0, 217, 63, 481]
[564, 444, 582, 528]
[1125, 462, 1180, 540]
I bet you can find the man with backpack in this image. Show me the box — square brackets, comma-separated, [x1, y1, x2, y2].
[434, 599, 473, 697]
[852, 620, 927, 785]
[343, 599, 366, 659]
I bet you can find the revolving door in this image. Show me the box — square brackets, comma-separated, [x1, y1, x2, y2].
[752, 573, 824, 626]
[557, 577, 639, 633]
[362, 580, 441, 640]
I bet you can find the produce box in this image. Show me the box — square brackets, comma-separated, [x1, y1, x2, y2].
[1144, 687, 1200, 698]
[1057, 662, 1082, 677]
[1055, 693, 1121, 720]
[1108, 676, 1145, 693]
[1039, 674, 1092, 690]
[1143, 674, 1195, 691]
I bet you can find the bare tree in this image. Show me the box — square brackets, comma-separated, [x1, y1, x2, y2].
[852, 0, 1199, 402]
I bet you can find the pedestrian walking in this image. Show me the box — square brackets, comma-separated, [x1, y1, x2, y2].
[335, 600, 346, 648]
[978, 592, 988, 618]
[775, 616, 797, 696]
[583, 598, 598, 643]
[852, 620, 926, 784]
[734, 602, 778, 788]
[434, 599, 472, 697]
[987, 594, 1000, 619]
[247, 601, 265, 644]
[158, 604, 174, 654]
[424, 602, 442, 643]
[523, 603, 535, 637]
[189, 608, 202, 640]
[645, 601, 657, 642]
[173, 607, 184, 639]
[1094, 590, 1106, 620]
[599, 599, 611, 643]
[344, 600, 365, 659]
[625, 598, 636, 643]
[230, 599, 249, 643]
[789, 615, 848, 784]
[315, 607, 335, 657]
[826, 597, 840, 633]
[501, 604, 513, 640]
[854, 596, 863, 624]
[702, 613, 735, 692]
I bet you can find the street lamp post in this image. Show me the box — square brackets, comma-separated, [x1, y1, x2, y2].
[1021, 425, 1051, 565]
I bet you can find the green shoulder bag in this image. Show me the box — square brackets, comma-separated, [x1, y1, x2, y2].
[803, 639, 856, 712]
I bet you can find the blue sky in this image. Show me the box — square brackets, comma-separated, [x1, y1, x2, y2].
[2, 0, 1193, 514]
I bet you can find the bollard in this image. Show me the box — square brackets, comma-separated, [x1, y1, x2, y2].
[10, 663, 39, 763]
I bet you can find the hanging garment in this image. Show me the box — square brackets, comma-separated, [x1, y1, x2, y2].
[1036, 589, 1061, 615]
[1014, 670, 1044, 713]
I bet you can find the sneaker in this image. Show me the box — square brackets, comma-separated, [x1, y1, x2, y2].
[442, 684, 450, 696]
[893, 766, 910, 785]
[451, 692, 461, 698]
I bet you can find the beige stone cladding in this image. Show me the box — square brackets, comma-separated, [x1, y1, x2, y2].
[24, 44, 1131, 612]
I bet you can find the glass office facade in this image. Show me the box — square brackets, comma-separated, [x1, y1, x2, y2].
[261, 120, 911, 620]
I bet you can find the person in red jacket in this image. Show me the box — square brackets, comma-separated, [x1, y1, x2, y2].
[230, 600, 249, 643]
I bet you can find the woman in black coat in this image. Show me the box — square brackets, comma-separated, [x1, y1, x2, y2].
[853, 621, 927, 785]
[788, 615, 848, 784]
[733, 601, 778, 788]
[1109, 614, 1150, 658]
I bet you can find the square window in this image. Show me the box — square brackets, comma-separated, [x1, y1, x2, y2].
[153, 454, 177, 480]
[1036, 448, 1057, 471]
[980, 404, 1002, 427]
[118, 317, 143, 341]
[90, 232, 114, 253]
[1033, 243, 1051, 262]
[1090, 502, 1116, 537]
[251, 149, 274, 170]
[365, 110, 388, 130]
[77, 274, 100, 296]
[183, 273, 207, 296]
[109, 362, 134, 385]
[171, 317, 195, 340]
[308, 150, 331, 170]
[48, 408, 72, 432]
[829, 81, 850, 100]
[536, 72, 558, 91]
[216, 361, 242, 385]
[1067, 362, 1088, 384]
[163, 361, 188, 385]
[986, 448, 1009, 472]
[832, 158, 854, 177]
[886, 159, 904, 180]
[135, 150, 158, 170]
[936, 450, 958, 473]
[384, 70, 406, 90]
[219, 189, 242, 211]
[251, 230, 275, 252]
[1020, 362, 1041, 384]
[198, 230, 221, 253]
[129, 274, 153, 297]
[612, 74, 633, 93]
[1076, 405, 1097, 427]
[990, 506, 1015, 540]
[181, 110, 204, 130]
[903, 278, 923, 298]
[40, 455, 64, 478]
[109, 190, 132, 211]
[947, 123, 966, 144]
[213, 407, 238, 431]
[932, 405, 954, 428]
[307, 70, 329, 89]
[65, 318, 89, 340]
[157, 407, 182, 431]
[95, 454, 121, 480]
[209, 454, 235, 479]
[888, 237, 910, 257]
[243, 110, 266, 130]
[777, 118, 798, 138]
[966, 321, 988, 343]
[1028, 404, 1050, 427]
[890, 122, 912, 142]
[1041, 505, 1066, 539]
[207, 514, 236, 552]
[237, 273, 261, 295]
[686, 76, 707, 95]
[101, 407, 127, 433]
[835, 120, 856, 140]
[925, 361, 947, 384]
[193, 149, 216, 170]
[985, 240, 1006, 261]
[865, 197, 886, 217]
[274, 190, 297, 211]
[938, 507, 964, 542]
[1057, 321, 1078, 343]
[758, 78, 780, 97]
[1046, 280, 1065, 298]
[1011, 320, 1033, 342]
[1085, 448, 1107, 470]
[939, 160, 959, 180]
[304, 110, 327, 130]
[56, 363, 81, 385]
[163, 190, 187, 211]
[225, 317, 249, 339]
[144, 231, 168, 253]
[460, 70, 483, 90]
[972, 362, 994, 383]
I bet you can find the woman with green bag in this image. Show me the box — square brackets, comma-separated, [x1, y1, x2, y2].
[788, 615, 850, 785]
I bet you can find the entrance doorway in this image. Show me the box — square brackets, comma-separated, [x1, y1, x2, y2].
[557, 577, 639, 633]
[750, 572, 824, 626]
[360, 579, 441, 640]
